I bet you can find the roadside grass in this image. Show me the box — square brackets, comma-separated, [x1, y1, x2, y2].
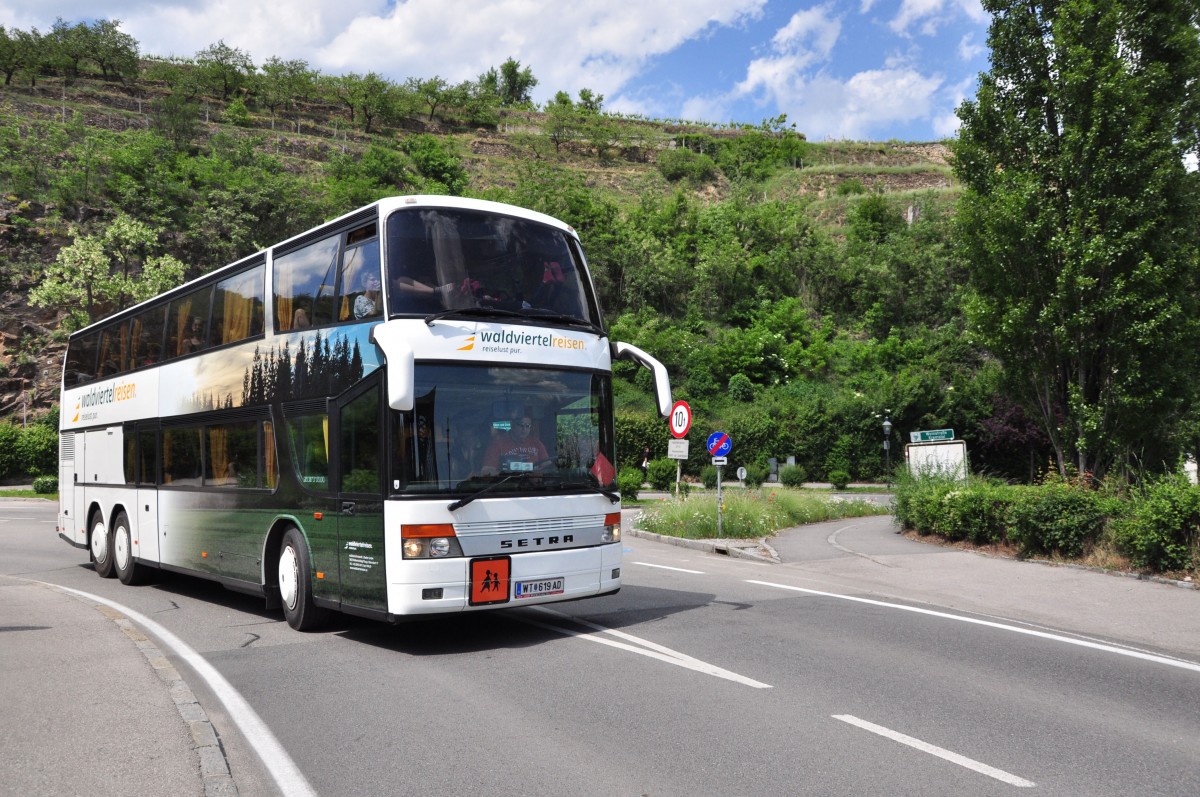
[0, 489, 55, 499]
[637, 488, 891, 539]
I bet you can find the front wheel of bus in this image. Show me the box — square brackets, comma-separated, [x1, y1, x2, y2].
[90, 513, 115, 579]
[278, 528, 328, 632]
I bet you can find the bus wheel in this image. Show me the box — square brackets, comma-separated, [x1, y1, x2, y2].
[278, 528, 328, 632]
[113, 511, 149, 586]
[90, 513, 115, 579]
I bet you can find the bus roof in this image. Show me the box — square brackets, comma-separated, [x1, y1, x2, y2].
[67, 195, 579, 339]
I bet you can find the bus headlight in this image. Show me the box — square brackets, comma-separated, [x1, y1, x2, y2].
[602, 512, 622, 543]
[401, 524, 463, 559]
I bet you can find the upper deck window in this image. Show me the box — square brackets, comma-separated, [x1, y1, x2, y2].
[385, 208, 600, 327]
[274, 223, 379, 332]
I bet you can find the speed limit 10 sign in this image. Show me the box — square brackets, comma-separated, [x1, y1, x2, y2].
[669, 400, 692, 439]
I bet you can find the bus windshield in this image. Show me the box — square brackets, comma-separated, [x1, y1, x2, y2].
[385, 207, 600, 327]
[389, 364, 616, 496]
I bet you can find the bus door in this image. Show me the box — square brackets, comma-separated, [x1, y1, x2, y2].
[135, 425, 161, 564]
[64, 431, 86, 540]
[332, 376, 387, 612]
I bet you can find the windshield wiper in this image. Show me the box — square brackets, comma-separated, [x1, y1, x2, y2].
[424, 306, 525, 326]
[424, 306, 603, 335]
[522, 310, 606, 335]
[550, 479, 620, 504]
[447, 474, 517, 511]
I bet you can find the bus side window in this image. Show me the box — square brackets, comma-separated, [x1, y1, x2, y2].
[286, 414, 329, 491]
[66, 332, 99, 385]
[274, 236, 340, 332]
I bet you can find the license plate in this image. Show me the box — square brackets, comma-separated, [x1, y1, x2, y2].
[514, 577, 565, 599]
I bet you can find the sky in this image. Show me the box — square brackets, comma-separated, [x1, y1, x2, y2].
[0, 0, 993, 142]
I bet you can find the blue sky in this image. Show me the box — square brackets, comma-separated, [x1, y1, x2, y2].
[2, 1, 993, 142]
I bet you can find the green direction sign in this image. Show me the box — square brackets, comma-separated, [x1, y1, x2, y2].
[910, 428, 954, 443]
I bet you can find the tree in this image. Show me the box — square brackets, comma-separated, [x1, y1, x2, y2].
[195, 40, 255, 100]
[256, 56, 312, 129]
[497, 57, 537, 107]
[29, 214, 185, 328]
[408, 75, 449, 121]
[89, 19, 139, 82]
[953, 0, 1200, 480]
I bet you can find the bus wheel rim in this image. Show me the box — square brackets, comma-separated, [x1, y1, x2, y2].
[114, 525, 129, 569]
[279, 545, 299, 610]
[91, 521, 108, 561]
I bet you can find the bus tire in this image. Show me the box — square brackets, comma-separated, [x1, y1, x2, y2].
[278, 527, 328, 632]
[113, 511, 149, 586]
[90, 512, 115, 579]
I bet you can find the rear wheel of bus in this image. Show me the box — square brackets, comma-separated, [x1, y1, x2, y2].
[278, 527, 328, 631]
[90, 511, 115, 578]
[113, 511, 151, 586]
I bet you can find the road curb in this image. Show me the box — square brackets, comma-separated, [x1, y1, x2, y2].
[625, 525, 780, 563]
[68, 591, 239, 797]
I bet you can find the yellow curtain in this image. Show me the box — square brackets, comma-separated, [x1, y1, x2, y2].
[275, 259, 294, 333]
[174, 299, 193, 357]
[208, 427, 230, 486]
[223, 273, 254, 344]
[130, 318, 144, 366]
[263, 422, 278, 489]
[116, 323, 130, 372]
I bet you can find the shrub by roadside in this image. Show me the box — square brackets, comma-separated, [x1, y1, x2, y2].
[894, 471, 1198, 578]
[638, 488, 889, 539]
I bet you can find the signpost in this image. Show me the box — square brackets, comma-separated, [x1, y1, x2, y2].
[707, 431, 732, 536]
[910, 428, 954, 443]
[670, 400, 692, 439]
[668, 401, 692, 495]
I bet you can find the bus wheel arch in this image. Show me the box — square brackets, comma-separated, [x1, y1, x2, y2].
[88, 506, 115, 579]
[277, 526, 328, 632]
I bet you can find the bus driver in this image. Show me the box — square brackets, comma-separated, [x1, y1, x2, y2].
[482, 415, 552, 475]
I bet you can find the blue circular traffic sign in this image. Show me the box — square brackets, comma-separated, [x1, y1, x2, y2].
[706, 431, 732, 456]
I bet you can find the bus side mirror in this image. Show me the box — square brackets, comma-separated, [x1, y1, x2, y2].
[371, 324, 415, 411]
[611, 341, 672, 418]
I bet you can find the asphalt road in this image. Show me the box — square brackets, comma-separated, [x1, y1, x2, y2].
[4, 500, 1199, 796]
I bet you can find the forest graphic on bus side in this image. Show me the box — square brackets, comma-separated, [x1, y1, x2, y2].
[242, 329, 370, 405]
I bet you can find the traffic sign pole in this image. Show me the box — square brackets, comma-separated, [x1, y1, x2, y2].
[706, 431, 733, 538]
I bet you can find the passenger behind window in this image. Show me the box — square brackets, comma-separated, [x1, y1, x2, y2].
[353, 271, 383, 319]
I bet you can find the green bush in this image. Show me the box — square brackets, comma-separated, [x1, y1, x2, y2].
[938, 482, 1016, 544]
[743, 463, 768, 487]
[701, 465, 718, 489]
[16, 424, 57, 477]
[0, 423, 19, 478]
[1008, 482, 1106, 557]
[827, 469, 851, 490]
[656, 148, 717, 184]
[32, 475, 57, 494]
[779, 465, 806, 487]
[617, 467, 642, 501]
[647, 458, 676, 491]
[1111, 475, 1200, 572]
[893, 472, 957, 535]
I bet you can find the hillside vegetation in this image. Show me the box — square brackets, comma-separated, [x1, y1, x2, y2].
[0, 23, 1034, 486]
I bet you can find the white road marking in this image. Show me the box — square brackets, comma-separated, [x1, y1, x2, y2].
[632, 561, 706, 574]
[522, 606, 772, 689]
[749, 580, 1200, 674]
[833, 714, 1035, 788]
[50, 584, 317, 797]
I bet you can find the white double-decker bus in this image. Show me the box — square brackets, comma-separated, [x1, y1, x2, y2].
[58, 196, 670, 630]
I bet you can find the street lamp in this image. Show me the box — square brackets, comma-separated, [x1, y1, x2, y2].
[882, 417, 893, 488]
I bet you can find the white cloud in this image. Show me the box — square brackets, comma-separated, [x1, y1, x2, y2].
[5, 0, 766, 103]
[958, 32, 985, 61]
[890, 0, 988, 37]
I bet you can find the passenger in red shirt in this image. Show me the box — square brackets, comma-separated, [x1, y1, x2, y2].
[482, 415, 552, 475]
